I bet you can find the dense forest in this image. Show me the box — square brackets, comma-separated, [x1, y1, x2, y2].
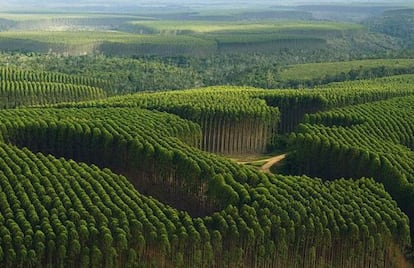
[0, 2, 413, 267]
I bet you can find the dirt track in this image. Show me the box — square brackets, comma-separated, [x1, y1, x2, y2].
[260, 154, 286, 173]
[236, 154, 287, 173]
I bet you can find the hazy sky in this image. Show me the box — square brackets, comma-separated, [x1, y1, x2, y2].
[1, 0, 406, 6]
[1, 0, 411, 11]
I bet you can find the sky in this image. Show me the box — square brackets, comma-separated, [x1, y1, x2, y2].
[1, 0, 406, 6]
[0, 0, 411, 12]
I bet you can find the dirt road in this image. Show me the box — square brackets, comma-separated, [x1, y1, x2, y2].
[235, 154, 287, 173]
[260, 154, 286, 173]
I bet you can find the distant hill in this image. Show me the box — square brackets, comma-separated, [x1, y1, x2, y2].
[365, 8, 414, 48]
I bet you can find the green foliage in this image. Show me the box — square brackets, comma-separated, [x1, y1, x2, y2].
[287, 94, 414, 240]
[0, 12, 403, 61]
[0, 102, 408, 267]
[58, 86, 280, 155]
[0, 31, 216, 57]
[0, 53, 204, 94]
[0, 67, 106, 108]
[0, 18, 363, 57]
[63, 75, 414, 144]
[365, 9, 414, 48]
[262, 74, 414, 132]
[0, 13, 412, 265]
[123, 20, 362, 35]
[278, 59, 414, 88]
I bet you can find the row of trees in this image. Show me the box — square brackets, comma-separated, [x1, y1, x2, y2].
[55, 76, 414, 156]
[285, 94, 414, 239]
[280, 64, 414, 88]
[65, 86, 280, 155]
[1, 107, 206, 214]
[0, 67, 108, 108]
[0, 80, 106, 108]
[0, 67, 109, 90]
[261, 74, 414, 133]
[1, 36, 409, 97]
[0, 105, 409, 267]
